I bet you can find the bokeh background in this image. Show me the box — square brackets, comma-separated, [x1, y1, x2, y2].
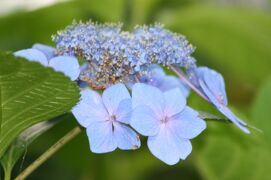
[0, 0, 271, 179]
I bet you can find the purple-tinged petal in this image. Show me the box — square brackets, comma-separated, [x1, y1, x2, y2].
[86, 121, 117, 153]
[147, 124, 192, 165]
[170, 107, 206, 139]
[132, 83, 164, 117]
[32, 43, 55, 59]
[14, 48, 48, 66]
[130, 105, 160, 136]
[198, 76, 249, 133]
[102, 83, 131, 115]
[113, 122, 141, 150]
[49, 56, 80, 80]
[115, 99, 132, 124]
[197, 67, 227, 105]
[72, 89, 108, 127]
[163, 88, 186, 117]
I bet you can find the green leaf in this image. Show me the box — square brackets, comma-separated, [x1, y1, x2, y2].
[194, 121, 271, 180]
[0, 52, 80, 158]
[0, 119, 59, 178]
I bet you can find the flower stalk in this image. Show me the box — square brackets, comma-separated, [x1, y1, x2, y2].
[15, 126, 82, 180]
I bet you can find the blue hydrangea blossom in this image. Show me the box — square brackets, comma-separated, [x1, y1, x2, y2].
[130, 83, 206, 165]
[72, 83, 140, 153]
[14, 45, 80, 81]
[53, 22, 195, 89]
[195, 67, 250, 133]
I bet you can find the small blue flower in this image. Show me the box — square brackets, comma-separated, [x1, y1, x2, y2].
[130, 83, 206, 165]
[72, 83, 140, 153]
[14, 45, 80, 81]
[195, 67, 250, 133]
[140, 65, 190, 97]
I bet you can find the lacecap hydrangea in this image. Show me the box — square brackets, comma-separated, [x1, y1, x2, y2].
[15, 21, 251, 165]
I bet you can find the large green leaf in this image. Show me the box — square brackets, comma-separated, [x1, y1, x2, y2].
[0, 52, 80, 158]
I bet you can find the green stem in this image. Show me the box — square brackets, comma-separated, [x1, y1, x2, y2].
[3, 167, 12, 180]
[14, 126, 82, 180]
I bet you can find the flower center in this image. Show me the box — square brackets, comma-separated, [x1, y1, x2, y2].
[161, 116, 169, 124]
[109, 114, 117, 122]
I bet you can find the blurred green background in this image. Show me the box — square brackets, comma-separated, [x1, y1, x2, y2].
[0, 0, 271, 179]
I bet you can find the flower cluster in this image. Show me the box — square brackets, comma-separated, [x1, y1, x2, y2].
[14, 20, 251, 165]
[52, 21, 195, 89]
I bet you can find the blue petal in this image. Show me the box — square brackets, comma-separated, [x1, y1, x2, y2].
[14, 48, 48, 66]
[198, 74, 250, 133]
[159, 76, 190, 97]
[163, 88, 186, 117]
[72, 89, 108, 127]
[115, 99, 132, 124]
[139, 65, 164, 87]
[113, 122, 141, 150]
[170, 107, 206, 139]
[218, 105, 250, 133]
[197, 67, 227, 105]
[147, 125, 192, 165]
[49, 56, 80, 81]
[86, 121, 117, 153]
[148, 64, 166, 78]
[102, 83, 131, 115]
[130, 105, 160, 136]
[32, 43, 55, 59]
[132, 83, 164, 117]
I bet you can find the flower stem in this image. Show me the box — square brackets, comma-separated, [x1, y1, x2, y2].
[4, 167, 12, 180]
[169, 65, 209, 101]
[14, 126, 82, 180]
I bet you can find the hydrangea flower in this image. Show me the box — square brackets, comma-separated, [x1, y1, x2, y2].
[14, 44, 80, 81]
[72, 83, 140, 153]
[53, 21, 195, 89]
[140, 65, 190, 97]
[130, 83, 206, 165]
[132, 24, 195, 68]
[195, 67, 250, 133]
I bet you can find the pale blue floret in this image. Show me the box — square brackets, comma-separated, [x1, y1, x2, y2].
[32, 43, 55, 59]
[72, 84, 140, 153]
[132, 24, 195, 68]
[195, 67, 250, 133]
[140, 65, 190, 97]
[14, 48, 48, 66]
[130, 83, 206, 165]
[14, 46, 80, 81]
